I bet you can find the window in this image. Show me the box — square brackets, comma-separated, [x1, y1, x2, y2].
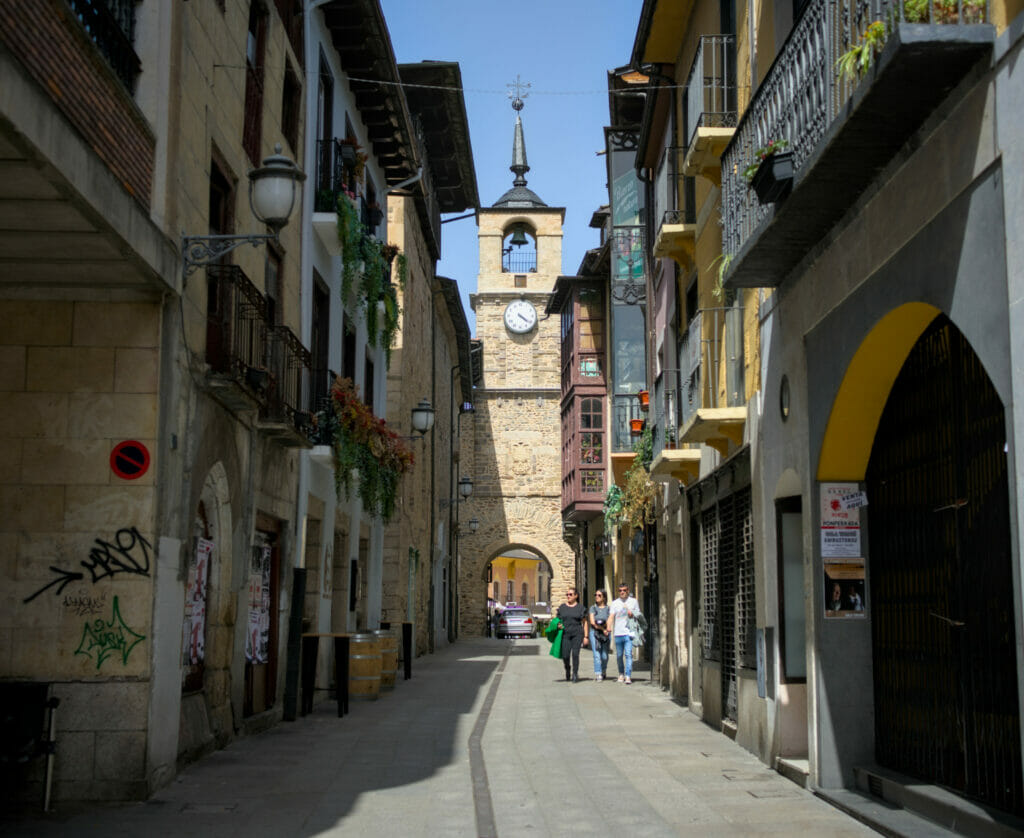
[581, 398, 602, 429]
[281, 62, 301, 153]
[265, 247, 282, 327]
[777, 497, 806, 680]
[493, 581, 499, 601]
[580, 357, 601, 377]
[581, 470, 603, 494]
[310, 274, 330, 410]
[580, 432, 602, 464]
[364, 356, 375, 412]
[521, 582, 528, 604]
[342, 314, 356, 382]
[243, 2, 267, 165]
[506, 581, 513, 602]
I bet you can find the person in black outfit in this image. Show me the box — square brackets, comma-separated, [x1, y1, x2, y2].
[556, 588, 589, 682]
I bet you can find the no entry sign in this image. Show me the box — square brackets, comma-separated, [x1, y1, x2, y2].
[110, 440, 150, 480]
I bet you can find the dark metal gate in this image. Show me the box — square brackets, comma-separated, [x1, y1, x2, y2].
[866, 315, 1023, 816]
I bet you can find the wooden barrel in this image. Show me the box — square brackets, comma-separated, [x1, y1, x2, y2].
[348, 633, 382, 700]
[374, 629, 398, 690]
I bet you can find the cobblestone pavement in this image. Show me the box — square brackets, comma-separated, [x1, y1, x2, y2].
[3, 637, 877, 837]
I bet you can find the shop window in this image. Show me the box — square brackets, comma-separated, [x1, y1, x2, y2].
[777, 497, 806, 680]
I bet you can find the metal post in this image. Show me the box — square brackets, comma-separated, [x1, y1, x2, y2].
[42, 697, 59, 813]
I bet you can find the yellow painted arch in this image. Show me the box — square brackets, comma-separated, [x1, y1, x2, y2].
[817, 302, 941, 482]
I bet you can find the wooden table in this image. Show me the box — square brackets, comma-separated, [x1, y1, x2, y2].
[300, 633, 350, 717]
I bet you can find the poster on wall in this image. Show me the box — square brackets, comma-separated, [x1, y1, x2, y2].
[820, 482, 863, 557]
[824, 558, 867, 619]
[182, 537, 213, 665]
[245, 544, 271, 663]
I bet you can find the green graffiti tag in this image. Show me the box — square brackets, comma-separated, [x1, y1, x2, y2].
[74, 596, 145, 670]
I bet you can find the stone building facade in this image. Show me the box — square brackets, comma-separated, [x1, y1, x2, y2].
[459, 108, 574, 635]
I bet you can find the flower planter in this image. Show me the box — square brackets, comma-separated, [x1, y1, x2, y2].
[339, 142, 358, 167]
[750, 151, 794, 205]
[637, 390, 650, 411]
[629, 418, 644, 436]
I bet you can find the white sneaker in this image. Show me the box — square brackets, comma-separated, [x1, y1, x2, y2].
[595, 674, 602, 682]
[624, 677, 632, 684]
[617, 675, 625, 683]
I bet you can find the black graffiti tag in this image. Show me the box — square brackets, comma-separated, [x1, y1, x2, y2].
[23, 527, 153, 603]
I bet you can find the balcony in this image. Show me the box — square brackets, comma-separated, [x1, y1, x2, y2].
[648, 366, 703, 486]
[312, 138, 357, 254]
[683, 35, 738, 184]
[676, 307, 746, 456]
[721, 0, 993, 289]
[257, 325, 314, 448]
[205, 265, 269, 411]
[67, 0, 141, 92]
[651, 146, 696, 267]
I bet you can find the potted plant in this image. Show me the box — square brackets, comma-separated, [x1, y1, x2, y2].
[744, 139, 792, 205]
[629, 417, 644, 436]
[637, 390, 650, 411]
[338, 137, 360, 167]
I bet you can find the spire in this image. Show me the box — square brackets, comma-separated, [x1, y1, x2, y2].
[511, 114, 529, 187]
[493, 76, 547, 209]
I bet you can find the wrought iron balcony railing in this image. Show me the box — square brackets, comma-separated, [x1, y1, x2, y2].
[684, 35, 738, 150]
[314, 138, 355, 213]
[653, 146, 696, 229]
[205, 265, 269, 390]
[677, 306, 745, 428]
[260, 325, 312, 428]
[721, 0, 991, 284]
[651, 367, 681, 455]
[502, 249, 537, 273]
[67, 0, 142, 91]
[612, 394, 645, 453]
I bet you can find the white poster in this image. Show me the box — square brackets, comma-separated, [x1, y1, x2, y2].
[246, 544, 271, 663]
[820, 482, 862, 558]
[183, 537, 213, 665]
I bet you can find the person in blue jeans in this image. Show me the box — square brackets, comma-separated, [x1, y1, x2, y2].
[609, 583, 642, 684]
[588, 589, 611, 681]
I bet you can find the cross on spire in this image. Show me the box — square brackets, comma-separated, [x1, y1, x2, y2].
[507, 75, 531, 112]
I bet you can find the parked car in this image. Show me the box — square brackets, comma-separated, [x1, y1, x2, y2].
[495, 607, 535, 639]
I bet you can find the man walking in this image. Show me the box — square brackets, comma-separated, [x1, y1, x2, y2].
[609, 582, 641, 684]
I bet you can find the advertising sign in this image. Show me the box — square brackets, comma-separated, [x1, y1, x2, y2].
[820, 482, 862, 557]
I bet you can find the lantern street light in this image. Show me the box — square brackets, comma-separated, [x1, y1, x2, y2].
[181, 144, 306, 278]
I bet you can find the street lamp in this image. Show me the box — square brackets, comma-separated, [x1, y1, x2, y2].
[440, 476, 473, 508]
[468, 517, 480, 534]
[410, 398, 435, 436]
[181, 144, 306, 278]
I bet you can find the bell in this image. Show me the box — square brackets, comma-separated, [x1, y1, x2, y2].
[509, 225, 529, 247]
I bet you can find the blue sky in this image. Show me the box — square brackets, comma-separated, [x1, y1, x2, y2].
[379, 0, 643, 331]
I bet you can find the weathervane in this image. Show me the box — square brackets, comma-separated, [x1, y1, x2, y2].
[507, 74, 531, 112]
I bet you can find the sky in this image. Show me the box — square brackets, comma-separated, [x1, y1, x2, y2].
[379, 0, 644, 333]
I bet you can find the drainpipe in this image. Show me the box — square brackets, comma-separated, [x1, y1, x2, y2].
[387, 167, 424, 195]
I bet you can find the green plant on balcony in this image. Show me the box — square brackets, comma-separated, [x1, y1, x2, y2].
[836, 20, 887, 82]
[621, 456, 657, 529]
[904, 0, 986, 23]
[633, 425, 653, 471]
[322, 376, 414, 523]
[337, 194, 403, 368]
[603, 484, 623, 531]
[709, 253, 733, 299]
[742, 139, 790, 181]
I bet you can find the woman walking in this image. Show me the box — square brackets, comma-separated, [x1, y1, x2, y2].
[588, 589, 611, 681]
[556, 588, 589, 682]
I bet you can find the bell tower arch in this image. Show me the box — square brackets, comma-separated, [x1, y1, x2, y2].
[459, 83, 575, 634]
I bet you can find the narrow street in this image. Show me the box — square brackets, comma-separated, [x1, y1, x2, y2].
[5, 638, 876, 837]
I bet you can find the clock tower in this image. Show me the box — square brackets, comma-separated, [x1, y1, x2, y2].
[460, 84, 575, 633]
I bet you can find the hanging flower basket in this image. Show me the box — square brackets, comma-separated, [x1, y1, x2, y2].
[637, 390, 650, 411]
[750, 151, 794, 205]
[629, 418, 644, 436]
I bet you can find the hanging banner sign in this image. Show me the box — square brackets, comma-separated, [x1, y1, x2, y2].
[820, 482, 862, 557]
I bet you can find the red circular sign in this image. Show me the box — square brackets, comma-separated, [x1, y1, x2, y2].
[110, 440, 150, 480]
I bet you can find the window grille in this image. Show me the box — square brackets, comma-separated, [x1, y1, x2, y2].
[736, 488, 756, 669]
[719, 495, 738, 721]
[700, 508, 720, 660]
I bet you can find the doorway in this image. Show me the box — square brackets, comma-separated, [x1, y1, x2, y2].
[866, 315, 1022, 815]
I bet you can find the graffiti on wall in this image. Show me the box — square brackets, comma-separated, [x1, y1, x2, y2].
[74, 595, 146, 670]
[24, 527, 153, 603]
[62, 587, 110, 617]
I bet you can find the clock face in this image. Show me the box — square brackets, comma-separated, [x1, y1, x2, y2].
[503, 299, 537, 334]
